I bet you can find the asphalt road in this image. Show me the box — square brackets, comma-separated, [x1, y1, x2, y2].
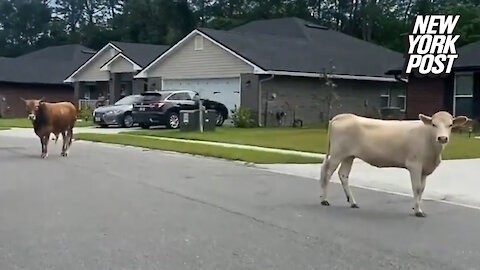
[1, 135, 480, 270]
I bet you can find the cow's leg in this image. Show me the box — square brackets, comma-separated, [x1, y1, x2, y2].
[320, 156, 341, 206]
[41, 135, 49, 159]
[39, 137, 45, 157]
[64, 128, 73, 156]
[60, 131, 67, 156]
[338, 157, 358, 208]
[408, 166, 426, 217]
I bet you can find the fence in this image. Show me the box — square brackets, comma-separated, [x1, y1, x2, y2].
[78, 99, 110, 110]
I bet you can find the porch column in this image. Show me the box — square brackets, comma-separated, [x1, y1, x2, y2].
[109, 73, 121, 103]
[73, 81, 81, 108]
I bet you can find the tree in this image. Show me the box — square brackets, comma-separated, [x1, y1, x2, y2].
[0, 0, 52, 56]
[113, 0, 195, 44]
[53, 0, 86, 33]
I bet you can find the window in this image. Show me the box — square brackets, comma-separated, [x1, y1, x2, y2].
[380, 89, 390, 108]
[194, 35, 204, 50]
[85, 84, 96, 99]
[178, 92, 192, 100]
[168, 92, 191, 101]
[454, 74, 474, 117]
[396, 95, 406, 112]
[167, 93, 182, 100]
[379, 88, 406, 111]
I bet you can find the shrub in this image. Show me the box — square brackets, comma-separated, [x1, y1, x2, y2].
[231, 107, 255, 128]
[78, 107, 94, 121]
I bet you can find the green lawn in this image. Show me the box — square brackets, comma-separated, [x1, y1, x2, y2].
[0, 118, 93, 128]
[75, 133, 322, 164]
[443, 133, 480, 160]
[129, 127, 329, 153]
[0, 127, 10, 131]
[128, 127, 480, 160]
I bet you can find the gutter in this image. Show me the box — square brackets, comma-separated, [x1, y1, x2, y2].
[394, 74, 408, 84]
[258, 74, 275, 127]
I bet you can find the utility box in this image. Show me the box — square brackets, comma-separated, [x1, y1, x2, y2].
[180, 110, 216, 132]
[203, 110, 216, 131]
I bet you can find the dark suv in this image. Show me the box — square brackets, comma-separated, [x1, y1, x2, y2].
[132, 90, 229, 129]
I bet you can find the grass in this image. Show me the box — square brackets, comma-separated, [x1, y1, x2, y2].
[0, 127, 10, 131]
[0, 118, 93, 128]
[128, 127, 480, 160]
[128, 127, 329, 153]
[75, 133, 322, 164]
[443, 133, 480, 160]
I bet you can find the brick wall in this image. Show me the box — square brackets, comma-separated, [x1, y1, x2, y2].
[257, 76, 405, 126]
[0, 82, 74, 118]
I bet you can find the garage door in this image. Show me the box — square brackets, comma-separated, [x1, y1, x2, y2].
[162, 77, 240, 117]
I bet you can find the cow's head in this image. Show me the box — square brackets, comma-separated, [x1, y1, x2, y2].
[419, 111, 468, 144]
[21, 97, 44, 121]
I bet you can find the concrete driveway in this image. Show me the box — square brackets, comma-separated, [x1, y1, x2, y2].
[1, 135, 480, 269]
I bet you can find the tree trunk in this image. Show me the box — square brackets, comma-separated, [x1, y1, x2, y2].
[404, 0, 412, 24]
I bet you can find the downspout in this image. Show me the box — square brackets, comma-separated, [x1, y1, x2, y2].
[393, 74, 409, 119]
[258, 74, 275, 127]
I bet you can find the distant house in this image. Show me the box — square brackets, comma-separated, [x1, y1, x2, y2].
[136, 17, 405, 126]
[387, 41, 480, 120]
[64, 42, 169, 108]
[0, 45, 93, 118]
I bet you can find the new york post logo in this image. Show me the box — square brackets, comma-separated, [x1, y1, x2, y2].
[402, 15, 460, 78]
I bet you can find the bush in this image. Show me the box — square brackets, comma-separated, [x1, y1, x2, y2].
[231, 107, 255, 128]
[78, 107, 94, 121]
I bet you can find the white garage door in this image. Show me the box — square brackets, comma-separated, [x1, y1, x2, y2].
[162, 77, 240, 117]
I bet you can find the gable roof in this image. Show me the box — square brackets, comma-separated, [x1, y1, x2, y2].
[64, 41, 169, 82]
[451, 40, 480, 70]
[137, 17, 402, 80]
[0, 44, 93, 85]
[99, 53, 143, 71]
[206, 18, 402, 77]
[109, 41, 169, 67]
[231, 17, 324, 40]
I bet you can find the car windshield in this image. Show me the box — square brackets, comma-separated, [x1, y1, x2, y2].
[115, 95, 143, 105]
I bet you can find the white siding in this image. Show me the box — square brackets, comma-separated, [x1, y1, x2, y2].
[109, 57, 136, 73]
[146, 34, 253, 79]
[74, 47, 118, 82]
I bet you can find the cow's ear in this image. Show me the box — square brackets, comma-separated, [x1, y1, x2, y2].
[419, 114, 432, 125]
[39, 97, 45, 102]
[453, 116, 469, 127]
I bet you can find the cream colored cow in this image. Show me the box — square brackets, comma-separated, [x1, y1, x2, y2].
[320, 111, 468, 217]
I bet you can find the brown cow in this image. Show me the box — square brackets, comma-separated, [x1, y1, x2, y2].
[22, 98, 77, 158]
[320, 111, 468, 217]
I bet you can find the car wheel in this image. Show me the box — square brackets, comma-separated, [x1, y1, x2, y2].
[122, 114, 134, 128]
[99, 124, 108, 128]
[215, 111, 225, 126]
[167, 112, 180, 129]
[140, 123, 150, 129]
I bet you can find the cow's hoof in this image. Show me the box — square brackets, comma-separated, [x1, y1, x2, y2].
[321, 200, 330, 206]
[61, 152, 68, 157]
[415, 212, 427, 218]
[41, 153, 48, 159]
[351, 204, 359, 208]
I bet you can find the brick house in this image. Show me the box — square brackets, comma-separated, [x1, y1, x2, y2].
[0, 45, 93, 118]
[387, 40, 480, 120]
[136, 17, 406, 126]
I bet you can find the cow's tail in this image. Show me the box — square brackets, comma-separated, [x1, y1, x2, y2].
[325, 118, 334, 159]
